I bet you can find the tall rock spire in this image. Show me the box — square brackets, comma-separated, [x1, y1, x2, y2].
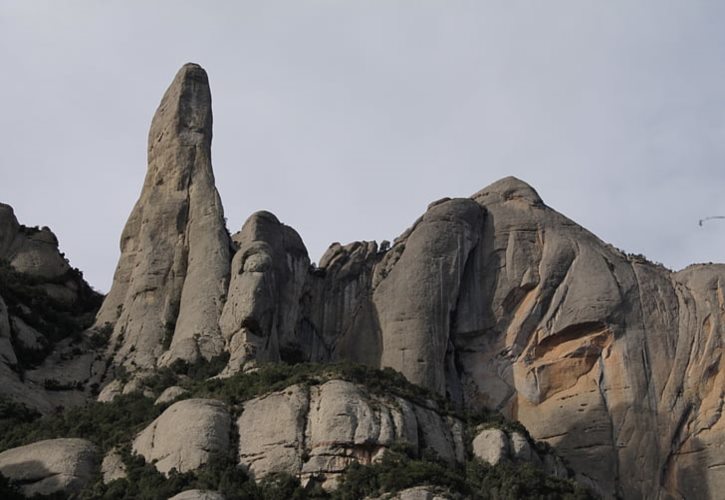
[96, 63, 230, 372]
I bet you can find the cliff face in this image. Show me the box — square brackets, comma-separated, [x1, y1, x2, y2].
[2, 63, 722, 499]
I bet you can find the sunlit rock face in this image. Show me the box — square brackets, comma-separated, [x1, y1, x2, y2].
[451, 177, 725, 499]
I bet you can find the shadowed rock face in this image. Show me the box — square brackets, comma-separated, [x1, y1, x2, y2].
[0, 438, 99, 496]
[90, 64, 723, 499]
[95, 63, 231, 372]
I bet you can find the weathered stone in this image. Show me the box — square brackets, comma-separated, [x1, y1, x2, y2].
[220, 211, 310, 373]
[133, 398, 231, 475]
[510, 431, 537, 463]
[168, 490, 226, 500]
[0, 438, 98, 496]
[101, 448, 126, 483]
[0, 205, 70, 281]
[368, 485, 454, 499]
[451, 176, 725, 499]
[311, 241, 382, 366]
[236, 379, 463, 489]
[155, 385, 189, 405]
[0, 296, 17, 367]
[10, 316, 45, 351]
[237, 384, 308, 478]
[95, 63, 230, 373]
[373, 198, 484, 397]
[472, 428, 509, 466]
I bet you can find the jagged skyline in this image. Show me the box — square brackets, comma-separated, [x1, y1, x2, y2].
[2, 1, 724, 292]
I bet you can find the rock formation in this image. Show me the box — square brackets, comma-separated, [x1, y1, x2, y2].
[0, 204, 102, 412]
[236, 380, 465, 488]
[0, 438, 99, 496]
[133, 398, 231, 475]
[95, 63, 230, 372]
[220, 211, 310, 371]
[1, 63, 722, 499]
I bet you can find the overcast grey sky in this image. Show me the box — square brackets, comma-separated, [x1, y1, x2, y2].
[1, 1, 724, 292]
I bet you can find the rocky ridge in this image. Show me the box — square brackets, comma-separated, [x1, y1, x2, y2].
[0, 63, 721, 499]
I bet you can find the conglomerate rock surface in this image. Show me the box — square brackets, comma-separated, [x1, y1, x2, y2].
[236, 380, 465, 488]
[0, 438, 99, 496]
[94, 63, 231, 373]
[4, 63, 718, 499]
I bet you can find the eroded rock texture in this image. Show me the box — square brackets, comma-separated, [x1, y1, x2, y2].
[95, 63, 231, 372]
[0, 204, 102, 412]
[221, 177, 724, 498]
[0, 438, 99, 496]
[89, 64, 723, 498]
[133, 398, 231, 475]
[236, 380, 464, 489]
[220, 211, 310, 372]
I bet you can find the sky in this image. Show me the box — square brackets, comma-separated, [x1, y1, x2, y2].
[1, 1, 724, 293]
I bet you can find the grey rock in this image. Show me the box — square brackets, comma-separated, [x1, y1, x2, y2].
[155, 385, 189, 405]
[133, 398, 231, 475]
[237, 384, 308, 478]
[451, 176, 725, 499]
[368, 486, 454, 499]
[373, 198, 484, 397]
[236, 379, 464, 489]
[0, 296, 17, 367]
[101, 448, 126, 483]
[472, 428, 509, 466]
[0, 438, 98, 496]
[220, 211, 309, 373]
[168, 490, 226, 500]
[0, 204, 70, 281]
[510, 431, 537, 463]
[10, 316, 45, 351]
[95, 63, 230, 373]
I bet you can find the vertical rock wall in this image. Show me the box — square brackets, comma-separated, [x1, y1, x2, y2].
[95, 64, 230, 372]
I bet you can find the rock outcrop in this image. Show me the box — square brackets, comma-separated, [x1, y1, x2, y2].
[0, 204, 102, 413]
[101, 448, 126, 483]
[169, 490, 226, 500]
[236, 380, 464, 488]
[34, 63, 719, 499]
[368, 486, 454, 500]
[0, 438, 99, 496]
[471, 427, 567, 478]
[133, 398, 231, 475]
[95, 63, 230, 373]
[220, 211, 310, 372]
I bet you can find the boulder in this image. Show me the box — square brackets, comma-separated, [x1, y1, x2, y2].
[133, 398, 231, 475]
[168, 490, 226, 500]
[472, 428, 509, 466]
[368, 486, 454, 499]
[0, 438, 98, 496]
[101, 448, 126, 483]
